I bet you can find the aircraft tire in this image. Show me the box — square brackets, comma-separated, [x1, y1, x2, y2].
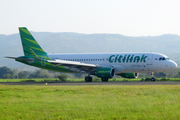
[85, 76, 92, 82]
[151, 77, 156, 82]
[101, 78, 108, 82]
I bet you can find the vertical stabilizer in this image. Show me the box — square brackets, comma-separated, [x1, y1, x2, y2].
[19, 27, 47, 57]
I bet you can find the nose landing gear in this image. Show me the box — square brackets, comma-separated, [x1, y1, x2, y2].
[151, 72, 156, 82]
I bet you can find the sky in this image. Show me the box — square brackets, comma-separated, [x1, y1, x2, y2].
[1, 0, 180, 36]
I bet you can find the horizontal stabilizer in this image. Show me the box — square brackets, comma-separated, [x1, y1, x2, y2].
[5, 56, 33, 62]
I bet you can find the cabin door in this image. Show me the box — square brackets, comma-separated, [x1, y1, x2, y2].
[147, 55, 153, 65]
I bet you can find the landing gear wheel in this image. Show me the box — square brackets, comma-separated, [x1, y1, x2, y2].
[150, 72, 156, 82]
[151, 77, 156, 82]
[85, 76, 92, 82]
[101, 78, 108, 82]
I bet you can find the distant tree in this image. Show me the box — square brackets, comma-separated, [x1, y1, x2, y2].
[3, 73, 11, 79]
[29, 70, 49, 78]
[0, 66, 11, 78]
[10, 69, 17, 79]
[18, 71, 28, 79]
[154, 72, 166, 78]
[0, 66, 17, 79]
[73, 73, 84, 78]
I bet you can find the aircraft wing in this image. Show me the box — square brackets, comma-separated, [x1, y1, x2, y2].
[29, 48, 99, 72]
[48, 59, 98, 72]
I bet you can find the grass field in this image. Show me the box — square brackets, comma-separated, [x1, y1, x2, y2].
[0, 85, 180, 119]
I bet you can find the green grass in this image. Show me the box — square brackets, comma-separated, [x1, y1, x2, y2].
[0, 85, 180, 119]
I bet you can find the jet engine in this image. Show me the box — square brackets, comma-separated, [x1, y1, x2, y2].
[118, 73, 139, 78]
[96, 67, 115, 78]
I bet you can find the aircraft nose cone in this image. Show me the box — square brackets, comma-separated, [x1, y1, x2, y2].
[170, 61, 177, 69]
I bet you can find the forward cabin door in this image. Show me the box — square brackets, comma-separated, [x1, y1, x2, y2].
[147, 55, 153, 65]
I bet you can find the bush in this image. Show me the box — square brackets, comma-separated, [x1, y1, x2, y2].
[20, 79, 36, 82]
[113, 78, 116, 81]
[145, 77, 152, 81]
[44, 79, 56, 82]
[122, 79, 128, 82]
[57, 74, 68, 82]
[160, 77, 170, 81]
[141, 78, 145, 81]
[93, 77, 101, 81]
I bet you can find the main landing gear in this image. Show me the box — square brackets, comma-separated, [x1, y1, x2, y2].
[85, 77, 109, 82]
[85, 73, 109, 82]
[85, 76, 92, 82]
[101, 78, 108, 82]
[151, 72, 156, 82]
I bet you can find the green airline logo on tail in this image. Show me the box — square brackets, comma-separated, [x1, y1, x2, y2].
[19, 27, 50, 60]
[19, 27, 47, 57]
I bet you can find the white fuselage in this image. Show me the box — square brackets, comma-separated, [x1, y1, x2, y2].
[48, 52, 177, 74]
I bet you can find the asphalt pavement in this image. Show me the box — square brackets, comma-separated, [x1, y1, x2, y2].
[0, 81, 180, 85]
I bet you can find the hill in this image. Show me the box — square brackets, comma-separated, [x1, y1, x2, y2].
[1, 32, 180, 70]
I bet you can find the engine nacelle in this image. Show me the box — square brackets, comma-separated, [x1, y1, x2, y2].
[96, 67, 115, 78]
[118, 73, 139, 79]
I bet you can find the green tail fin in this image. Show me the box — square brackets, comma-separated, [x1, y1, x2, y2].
[19, 27, 47, 57]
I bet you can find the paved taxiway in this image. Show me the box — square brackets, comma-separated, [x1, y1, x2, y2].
[0, 81, 180, 85]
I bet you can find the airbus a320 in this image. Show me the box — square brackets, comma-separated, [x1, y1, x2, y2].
[6, 28, 177, 82]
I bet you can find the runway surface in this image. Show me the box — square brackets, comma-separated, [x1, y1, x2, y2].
[0, 81, 180, 85]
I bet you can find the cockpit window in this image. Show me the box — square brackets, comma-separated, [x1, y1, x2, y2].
[159, 57, 170, 61]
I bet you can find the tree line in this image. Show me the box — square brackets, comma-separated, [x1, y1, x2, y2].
[0, 66, 180, 79]
[0, 66, 85, 79]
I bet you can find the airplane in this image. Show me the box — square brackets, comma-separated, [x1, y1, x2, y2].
[6, 27, 177, 82]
